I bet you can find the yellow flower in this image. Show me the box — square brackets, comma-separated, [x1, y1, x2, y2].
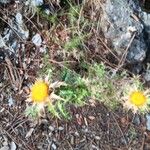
[31, 80, 49, 103]
[26, 78, 66, 116]
[129, 91, 146, 107]
[121, 76, 150, 113]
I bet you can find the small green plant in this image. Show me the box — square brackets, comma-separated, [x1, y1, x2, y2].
[48, 101, 70, 119]
[64, 35, 83, 51]
[61, 1, 90, 59]
[128, 126, 137, 140]
[25, 105, 39, 119]
[37, 8, 58, 25]
[38, 54, 55, 79]
[86, 63, 121, 109]
[68, 4, 80, 27]
[58, 68, 90, 106]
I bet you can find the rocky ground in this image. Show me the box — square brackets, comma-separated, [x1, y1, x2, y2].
[0, 0, 150, 149]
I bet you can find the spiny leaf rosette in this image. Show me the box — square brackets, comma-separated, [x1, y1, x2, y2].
[26, 77, 65, 116]
[122, 77, 150, 114]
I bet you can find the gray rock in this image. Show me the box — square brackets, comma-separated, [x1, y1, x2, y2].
[15, 12, 23, 25]
[144, 69, 150, 82]
[0, 35, 6, 48]
[34, 0, 43, 6]
[132, 114, 140, 125]
[0, 12, 29, 57]
[26, 0, 43, 7]
[51, 143, 57, 150]
[58, 126, 64, 131]
[131, 63, 142, 74]
[8, 97, 15, 107]
[32, 33, 42, 46]
[2, 12, 29, 43]
[146, 114, 150, 131]
[127, 38, 146, 63]
[14, 12, 29, 40]
[10, 141, 17, 150]
[49, 126, 55, 131]
[142, 12, 150, 27]
[101, 0, 147, 63]
[141, 13, 150, 54]
[0, 0, 11, 4]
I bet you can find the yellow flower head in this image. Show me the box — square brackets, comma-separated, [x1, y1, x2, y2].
[122, 77, 150, 113]
[31, 80, 49, 103]
[26, 78, 66, 117]
[129, 91, 146, 107]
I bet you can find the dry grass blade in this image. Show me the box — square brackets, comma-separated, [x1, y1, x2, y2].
[5, 57, 22, 90]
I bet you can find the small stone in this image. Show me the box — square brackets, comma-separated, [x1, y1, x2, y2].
[25, 128, 34, 139]
[94, 136, 101, 140]
[10, 141, 17, 150]
[146, 114, 150, 131]
[127, 38, 146, 63]
[58, 126, 64, 131]
[32, 33, 42, 46]
[51, 143, 57, 150]
[0, 50, 5, 63]
[15, 12, 23, 25]
[74, 131, 79, 136]
[39, 45, 47, 53]
[34, 0, 43, 6]
[8, 97, 14, 107]
[142, 12, 150, 27]
[144, 70, 150, 82]
[91, 144, 99, 149]
[132, 114, 140, 125]
[49, 126, 55, 131]
[88, 116, 95, 120]
[0, 0, 11, 4]
[27, 0, 43, 6]
[0, 35, 6, 48]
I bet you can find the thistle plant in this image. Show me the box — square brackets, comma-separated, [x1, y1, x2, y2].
[86, 63, 121, 110]
[25, 76, 66, 118]
[121, 76, 150, 114]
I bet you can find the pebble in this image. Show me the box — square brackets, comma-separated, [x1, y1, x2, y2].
[0, 0, 10, 4]
[94, 136, 101, 140]
[26, 0, 43, 7]
[49, 126, 55, 131]
[146, 114, 150, 131]
[10, 141, 17, 150]
[58, 126, 64, 131]
[8, 97, 15, 107]
[32, 33, 42, 46]
[0, 35, 6, 48]
[15, 12, 23, 25]
[51, 143, 57, 150]
[132, 114, 140, 125]
[34, 0, 43, 6]
[144, 69, 150, 82]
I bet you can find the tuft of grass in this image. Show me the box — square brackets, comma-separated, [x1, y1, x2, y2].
[86, 63, 121, 110]
[37, 8, 58, 25]
[64, 35, 83, 51]
[38, 54, 55, 80]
